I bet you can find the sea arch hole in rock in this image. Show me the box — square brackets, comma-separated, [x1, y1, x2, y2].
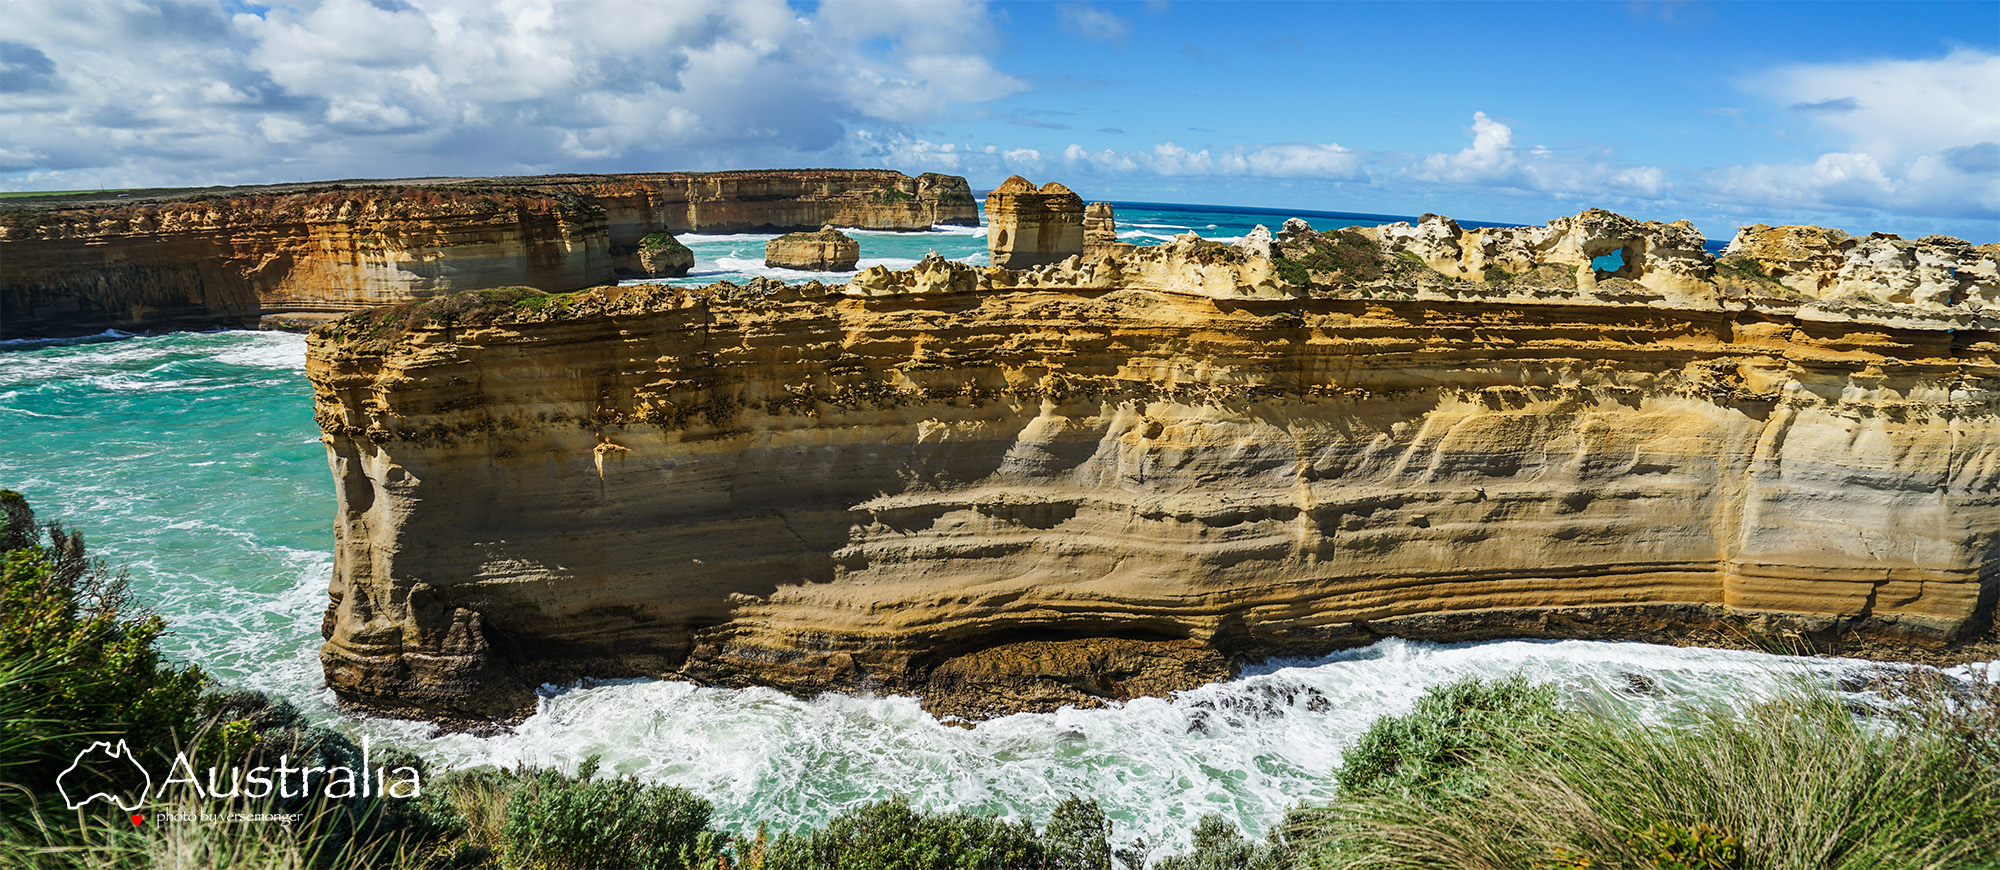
[1591, 247, 1628, 277]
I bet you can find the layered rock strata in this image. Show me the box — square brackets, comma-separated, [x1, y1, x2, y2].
[1, 169, 978, 338]
[987, 176, 1084, 269]
[765, 226, 861, 271]
[311, 213, 2000, 723]
[522, 170, 977, 249]
[1, 188, 613, 338]
[1084, 201, 1119, 252]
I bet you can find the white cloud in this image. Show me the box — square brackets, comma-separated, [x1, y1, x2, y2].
[1055, 3, 1130, 42]
[1417, 111, 1523, 186]
[1226, 143, 1361, 179]
[0, 0, 1023, 188]
[1757, 48, 2000, 165]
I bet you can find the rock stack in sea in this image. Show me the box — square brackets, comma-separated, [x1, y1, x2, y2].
[1084, 201, 1119, 253]
[616, 231, 694, 278]
[986, 176, 1084, 269]
[765, 226, 861, 271]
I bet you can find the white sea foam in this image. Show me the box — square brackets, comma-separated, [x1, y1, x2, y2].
[673, 233, 791, 248]
[345, 637, 1909, 854]
[213, 332, 308, 370]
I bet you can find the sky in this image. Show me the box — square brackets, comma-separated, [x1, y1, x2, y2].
[1, 0, 1996, 241]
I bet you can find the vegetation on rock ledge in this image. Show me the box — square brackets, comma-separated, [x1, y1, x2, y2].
[1273, 229, 1429, 287]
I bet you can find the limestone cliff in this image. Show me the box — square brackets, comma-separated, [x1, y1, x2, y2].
[987, 176, 1084, 269]
[1, 187, 613, 338]
[309, 222, 2000, 723]
[1, 169, 979, 339]
[519, 169, 978, 250]
[766, 226, 860, 271]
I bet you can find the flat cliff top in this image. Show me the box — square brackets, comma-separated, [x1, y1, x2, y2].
[0, 184, 600, 240]
[0, 168, 962, 217]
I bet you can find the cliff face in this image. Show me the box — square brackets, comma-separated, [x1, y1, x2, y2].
[308, 226, 2000, 722]
[0, 188, 614, 338]
[766, 226, 860, 271]
[0, 169, 979, 338]
[521, 169, 978, 249]
[986, 176, 1084, 269]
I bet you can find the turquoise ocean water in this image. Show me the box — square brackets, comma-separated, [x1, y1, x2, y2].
[0, 203, 1944, 851]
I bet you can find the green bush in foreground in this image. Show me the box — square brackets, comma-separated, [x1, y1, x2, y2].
[1332, 674, 1565, 796]
[760, 796, 1045, 870]
[499, 755, 726, 870]
[0, 490, 206, 818]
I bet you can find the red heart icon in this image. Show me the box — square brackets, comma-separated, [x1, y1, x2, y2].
[130, 814, 144, 826]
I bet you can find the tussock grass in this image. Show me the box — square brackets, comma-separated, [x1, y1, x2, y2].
[1289, 672, 2000, 870]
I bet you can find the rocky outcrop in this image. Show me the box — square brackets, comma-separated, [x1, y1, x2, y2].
[1356, 208, 1715, 305]
[987, 176, 1084, 269]
[0, 187, 614, 338]
[0, 169, 979, 338]
[520, 170, 977, 249]
[765, 226, 860, 271]
[1719, 225, 2000, 309]
[309, 229, 2000, 723]
[1084, 201, 1119, 253]
[614, 232, 694, 279]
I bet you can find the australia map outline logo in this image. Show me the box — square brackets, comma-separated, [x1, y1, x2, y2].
[56, 739, 152, 811]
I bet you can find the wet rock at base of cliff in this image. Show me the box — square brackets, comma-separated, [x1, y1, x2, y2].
[766, 226, 860, 271]
[920, 637, 1232, 720]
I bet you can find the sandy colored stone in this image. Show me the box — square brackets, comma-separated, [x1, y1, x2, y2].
[1359, 207, 1715, 304]
[0, 169, 978, 339]
[307, 255, 2000, 722]
[1084, 201, 1119, 253]
[987, 176, 1085, 269]
[765, 226, 860, 271]
[612, 231, 694, 279]
[0, 187, 616, 338]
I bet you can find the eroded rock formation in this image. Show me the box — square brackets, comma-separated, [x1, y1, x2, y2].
[310, 220, 2000, 723]
[987, 176, 1084, 269]
[1, 169, 978, 338]
[1719, 224, 2000, 309]
[1084, 201, 1119, 253]
[1355, 209, 1716, 304]
[524, 169, 977, 249]
[0, 187, 614, 338]
[616, 232, 694, 279]
[765, 226, 861, 271]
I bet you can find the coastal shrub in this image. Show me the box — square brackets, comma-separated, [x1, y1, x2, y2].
[1333, 675, 1565, 795]
[0, 493, 450, 869]
[322, 286, 555, 348]
[760, 796, 1044, 870]
[499, 755, 726, 870]
[1042, 795, 1112, 870]
[1152, 815, 1292, 870]
[0, 491, 207, 807]
[1272, 229, 1414, 287]
[642, 232, 692, 255]
[1289, 676, 2000, 870]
